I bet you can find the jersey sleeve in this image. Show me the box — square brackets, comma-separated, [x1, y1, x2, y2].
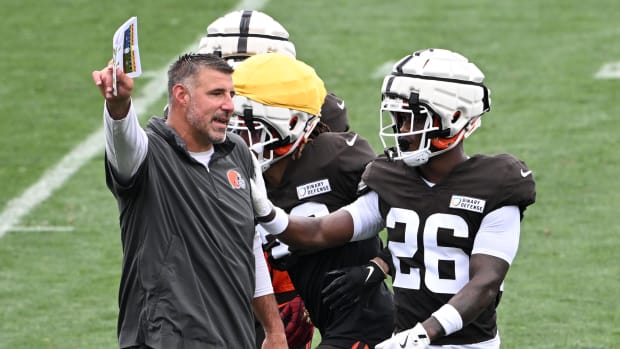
[472, 205, 521, 264]
[494, 154, 536, 218]
[342, 191, 384, 241]
[336, 132, 377, 174]
[320, 92, 349, 132]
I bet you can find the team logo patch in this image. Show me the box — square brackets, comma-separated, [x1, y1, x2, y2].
[296, 179, 331, 199]
[449, 195, 486, 213]
[226, 170, 246, 189]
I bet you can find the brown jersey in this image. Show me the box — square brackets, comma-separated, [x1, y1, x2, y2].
[363, 153, 536, 345]
[264, 131, 395, 347]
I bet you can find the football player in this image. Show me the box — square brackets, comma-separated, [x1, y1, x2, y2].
[231, 52, 395, 349]
[252, 48, 537, 349]
[197, 9, 352, 349]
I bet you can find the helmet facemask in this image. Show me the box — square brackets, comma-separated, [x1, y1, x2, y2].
[228, 114, 279, 170]
[380, 95, 453, 167]
[229, 95, 319, 171]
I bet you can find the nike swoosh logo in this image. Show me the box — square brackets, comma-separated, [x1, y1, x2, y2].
[345, 133, 358, 146]
[520, 169, 532, 177]
[337, 100, 345, 110]
[399, 334, 409, 348]
[364, 266, 375, 283]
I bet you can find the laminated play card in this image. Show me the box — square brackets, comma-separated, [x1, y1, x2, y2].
[112, 16, 142, 96]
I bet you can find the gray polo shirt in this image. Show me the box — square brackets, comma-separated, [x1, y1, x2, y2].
[106, 116, 256, 349]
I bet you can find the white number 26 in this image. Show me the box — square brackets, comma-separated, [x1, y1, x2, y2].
[387, 208, 470, 294]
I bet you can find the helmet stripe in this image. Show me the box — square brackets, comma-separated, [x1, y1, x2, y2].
[392, 72, 490, 112]
[394, 54, 414, 74]
[206, 32, 290, 41]
[393, 72, 485, 87]
[384, 75, 396, 96]
[237, 10, 253, 54]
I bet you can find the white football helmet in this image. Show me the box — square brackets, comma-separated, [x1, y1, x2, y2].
[380, 48, 491, 167]
[197, 10, 296, 68]
[229, 95, 319, 171]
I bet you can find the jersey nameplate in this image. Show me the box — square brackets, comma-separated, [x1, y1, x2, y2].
[449, 195, 486, 213]
[296, 179, 331, 199]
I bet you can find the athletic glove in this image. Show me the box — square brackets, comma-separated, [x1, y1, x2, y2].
[250, 151, 273, 218]
[375, 323, 430, 349]
[266, 243, 299, 271]
[257, 225, 300, 270]
[321, 260, 385, 311]
[279, 295, 314, 349]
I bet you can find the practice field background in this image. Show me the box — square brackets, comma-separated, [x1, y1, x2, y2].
[1, 0, 619, 348]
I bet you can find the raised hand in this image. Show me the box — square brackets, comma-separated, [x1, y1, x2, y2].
[92, 61, 133, 118]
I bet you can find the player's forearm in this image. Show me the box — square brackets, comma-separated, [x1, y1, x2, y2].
[446, 277, 500, 326]
[420, 255, 508, 341]
[431, 254, 507, 338]
[278, 215, 324, 248]
[279, 211, 353, 249]
[252, 294, 285, 335]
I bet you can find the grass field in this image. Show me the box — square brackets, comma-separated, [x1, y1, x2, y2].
[1, 0, 619, 348]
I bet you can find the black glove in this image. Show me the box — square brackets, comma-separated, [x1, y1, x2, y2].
[321, 260, 385, 311]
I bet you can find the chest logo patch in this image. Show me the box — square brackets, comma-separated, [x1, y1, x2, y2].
[226, 170, 246, 190]
[449, 195, 486, 213]
[296, 179, 331, 199]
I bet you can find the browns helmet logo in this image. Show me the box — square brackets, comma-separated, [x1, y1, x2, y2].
[226, 169, 246, 189]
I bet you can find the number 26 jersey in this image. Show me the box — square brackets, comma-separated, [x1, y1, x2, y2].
[362, 153, 536, 345]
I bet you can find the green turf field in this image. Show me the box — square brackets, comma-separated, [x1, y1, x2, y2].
[1, 0, 619, 348]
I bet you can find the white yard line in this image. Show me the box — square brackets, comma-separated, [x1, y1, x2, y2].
[0, 0, 267, 238]
[8, 226, 75, 233]
[594, 61, 620, 79]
